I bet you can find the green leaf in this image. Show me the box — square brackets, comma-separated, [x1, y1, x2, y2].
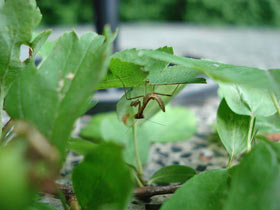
[160, 169, 229, 210]
[217, 99, 250, 159]
[147, 65, 206, 85]
[5, 31, 113, 156]
[72, 142, 134, 210]
[0, 141, 34, 210]
[224, 141, 280, 210]
[99, 47, 205, 89]
[31, 30, 52, 57]
[149, 165, 196, 184]
[80, 112, 150, 166]
[0, 0, 41, 94]
[140, 50, 274, 90]
[66, 137, 97, 155]
[80, 106, 197, 167]
[219, 83, 276, 117]
[267, 69, 280, 97]
[141, 105, 197, 143]
[256, 114, 280, 135]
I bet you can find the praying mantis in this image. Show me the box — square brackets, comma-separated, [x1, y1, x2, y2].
[120, 80, 180, 119]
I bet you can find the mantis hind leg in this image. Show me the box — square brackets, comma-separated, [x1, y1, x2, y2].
[153, 84, 180, 97]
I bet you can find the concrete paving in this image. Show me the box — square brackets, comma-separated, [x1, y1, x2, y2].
[43, 23, 280, 69]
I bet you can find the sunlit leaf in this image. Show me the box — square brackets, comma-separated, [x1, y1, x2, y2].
[0, 0, 41, 95]
[219, 83, 276, 117]
[5, 31, 113, 156]
[217, 99, 250, 159]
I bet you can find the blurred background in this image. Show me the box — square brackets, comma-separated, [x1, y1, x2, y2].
[37, 0, 280, 27]
[34, 0, 280, 113]
[36, 0, 280, 69]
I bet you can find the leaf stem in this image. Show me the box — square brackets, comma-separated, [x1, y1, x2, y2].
[247, 114, 255, 152]
[132, 123, 144, 181]
[271, 92, 280, 116]
[0, 86, 5, 139]
[226, 156, 233, 168]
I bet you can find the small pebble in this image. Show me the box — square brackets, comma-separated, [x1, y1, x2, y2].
[196, 164, 207, 172]
[180, 152, 192, 158]
[171, 145, 182, 153]
[156, 160, 165, 167]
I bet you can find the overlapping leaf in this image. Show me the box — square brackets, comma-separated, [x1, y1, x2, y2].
[0, 0, 42, 94]
[99, 47, 205, 89]
[219, 83, 276, 117]
[140, 50, 274, 90]
[5, 31, 113, 156]
[256, 114, 280, 135]
[72, 142, 134, 210]
[160, 169, 229, 210]
[217, 99, 250, 159]
[149, 165, 196, 184]
[80, 106, 196, 167]
[224, 141, 280, 210]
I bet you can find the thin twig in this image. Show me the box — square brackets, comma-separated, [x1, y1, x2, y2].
[134, 185, 181, 200]
[55, 183, 181, 202]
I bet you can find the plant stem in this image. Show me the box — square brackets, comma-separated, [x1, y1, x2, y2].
[132, 123, 143, 180]
[0, 86, 5, 139]
[271, 93, 280, 116]
[247, 114, 255, 152]
[226, 156, 233, 168]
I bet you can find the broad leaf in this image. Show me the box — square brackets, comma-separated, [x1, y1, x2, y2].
[140, 50, 274, 90]
[72, 142, 134, 210]
[149, 165, 196, 184]
[267, 69, 280, 97]
[256, 114, 280, 135]
[99, 47, 205, 89]
[80, 112, 150, 166]
[219, 83, 276, 117]
[66, 137, 97, 155]
[80, 106, 196, 167]
[30, 30, 52, 57]
[224, 141, 280, 210]
[5, 31, 113, 156]
[160, 169, 229, 210]
[0, 0, 42, 95]
[217, 99, 250, 159]
[141, 105, 197, 143]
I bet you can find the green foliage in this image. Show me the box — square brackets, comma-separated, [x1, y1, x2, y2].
[185, 0, 280, 26]
[1, 1, 280, 209]
[80, 106, 197, 166]
[37, 0, 93, 25]
[224, 141, 280, 210]
[37, 0, 280, 27]
[5, 31, 113, 157]
[217, 99, 250, 160]
[72, 142, 134, 210]
[256, 114, 280, 135]
[219, 83, 276, 117]
[160, 169, 229, 210]
[0, 0, 41, 103]
[149, 165, 196, 184]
